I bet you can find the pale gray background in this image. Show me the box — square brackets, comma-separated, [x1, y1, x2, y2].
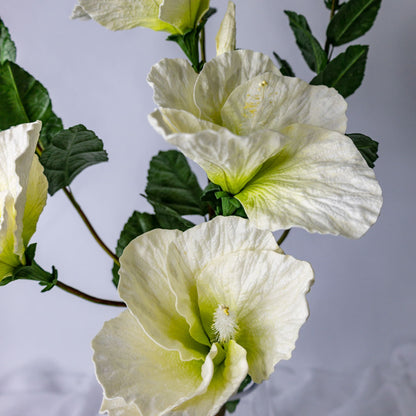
[1, 0, 415, 415]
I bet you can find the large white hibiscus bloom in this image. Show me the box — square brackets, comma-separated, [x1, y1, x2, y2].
[92, 216, 313, 416]
[0, 121, 48, 280]
[72, 0, 210, 35]
[148, 49, 383, 238]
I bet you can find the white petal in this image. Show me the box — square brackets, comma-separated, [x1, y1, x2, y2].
[166, 217, 278, 344]
[196, 250, 313, 383]
[166, 127, 282, 194]
[147, 58, 200, 116]
[194, 50, 281, 124]
[100, 397, 141, 416]
[148, 108, 220, 138]
[216, 1, 236, 56]
[0, 121, 42, 257]
[221, 72, 347, 135]
[92, 310, 214, 415]
[119, 229, 208, 361]
[236, 124, 383, 238]
[78, 0, 175, 32]
[170, 341, 248, 416]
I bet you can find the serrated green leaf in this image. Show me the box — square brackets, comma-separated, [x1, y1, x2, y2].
[112, 211, 161, 287]
[39, 125, 108, 195]
[273, 52, 295, 77]
[0, 60, 63, 145]
[146, 150, 207, 216]
[347, 133, 379, 168]
[284, 10, 327, 73]
[0, 18, 16, 64]
[310, 44, 368, 97]
[327, 0, 382, 46]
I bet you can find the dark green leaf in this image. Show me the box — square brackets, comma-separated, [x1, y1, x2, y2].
[310, 44, 368, 97]
[112, 211, 161, 287]
[39, 112, 64, 149]
[0, 60, 63, 145]
[0, 18, 16, 64]
[151, 200, 195, 231]
[273, 52, 295, 77]
[225, 400, 240, 413]
[0, 244, 58, 292]
[238, 375, 252, 392]
[347, 133, 379, 168]
[324, 0, 345, 11]
[146, 150, 207, 216]
[327, 0, 382, 46]
[39, 125, 108, 195]
[284, 10, 327, 73]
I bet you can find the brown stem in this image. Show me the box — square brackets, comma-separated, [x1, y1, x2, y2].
[277, 229, 291, 246]
[63, 188, 120, 266]
[215, 405, 226, 416]
[56, 281, 125, 307]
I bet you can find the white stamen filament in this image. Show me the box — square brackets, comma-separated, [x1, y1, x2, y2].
[212, 304, 238, 343]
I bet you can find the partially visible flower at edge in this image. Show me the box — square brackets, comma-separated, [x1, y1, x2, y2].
[216, 1, 236, 56]
[147, 49, 383, 238]
[71, 0, 210, 35]
[92, 216, 314, 416]
[0, 121, 48, 280]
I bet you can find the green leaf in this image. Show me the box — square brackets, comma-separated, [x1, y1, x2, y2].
[150, 200, 195, 231]
[112, 211, 160, 287]
[225, 400, 240, 413]
[310, 44, 368, 98]
[0, 18, 16, 64]
[146, 150, 207, 216]
[0, 244, 58, 292]
[347, 133, 379, 168]
[272, 52, 295, 77]
[284, 10, 327, 73]
[0, 60, 63, 145]
[39, 125, 108, 195]
[327, 0, 382, 46]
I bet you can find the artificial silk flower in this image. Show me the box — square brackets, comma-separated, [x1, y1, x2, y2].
[216, 1, 236, 56]
[72, 0, 210, 35]
[92, 216, 313, 416]
[0, 121, 48, 280]
[148, 49, 383, 238]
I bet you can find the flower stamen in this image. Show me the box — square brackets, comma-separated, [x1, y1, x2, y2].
[212, 304, 238, 343]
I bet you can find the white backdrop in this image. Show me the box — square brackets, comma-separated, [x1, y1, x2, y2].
[1, 0, 415, 415]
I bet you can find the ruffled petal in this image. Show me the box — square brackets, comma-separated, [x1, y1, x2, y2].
[148, 108, 220, 138]
[100, 397, 141, 416]
[118, 229, 208, 361]
[21, 155, 48, 248]
[236, 124, 383, 238]
[92, 310, 214, 415]
[78, 0, 176, 32]
[221, 72, 347, 135]
[166, 127, 282, 194]
[71, 4, 91, 20]
[170, 341, 248, 416]
[196, 250, 313, 383]
[147, 58, 200, 116]
[194, 50, 281, 124]
[159, 0, 210, 34]
[166, 217, 278, 345]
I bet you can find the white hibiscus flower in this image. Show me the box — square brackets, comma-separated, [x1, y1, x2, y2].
[93, 216, 313, 416]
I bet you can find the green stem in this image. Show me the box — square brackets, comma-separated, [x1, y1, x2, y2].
[200, 26, 206, 64]
[324, 0, 338, 55]
[63, 188, 120, 266]
[277, 229, 291, 246]
[56, 280, 125, 307]
[36, 143, 119, 266]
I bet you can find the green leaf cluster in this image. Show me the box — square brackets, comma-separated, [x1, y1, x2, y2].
[167, 8, 216, 72]
[280, 0, 382, 98]
[0, 244, 58, 292]
[0, 18, 109, 195]
[40, 125, 108, 195]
